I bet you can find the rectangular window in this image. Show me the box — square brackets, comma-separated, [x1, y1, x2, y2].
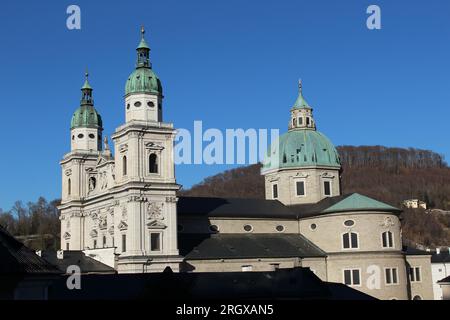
[93, 240, 97, 249]
[343, 269, 361, 286]
[410, 267, 421, 282]
[298, 117, 303, 125]
[103, 236, 106, 248]
[385, 268, 399, 285]
[296, 181, 305, 196]
[66, 243, 70, 250]
[150, 233, 161, 251]
[324, 181, 331, 196]
[382, 231, 394, 248]
[351, 232, 358, 248]
[122, 234, 126, 253]
[272, 184, 278, 199]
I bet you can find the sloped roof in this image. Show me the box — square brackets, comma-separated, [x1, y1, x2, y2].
[0, 225, 61, 275]
[431, 250, 450, 263]
[178, 196, 298, 219]
[290, 193, 401, 218]
[40, 250, 116, 274]
[179, 233, 326, 260]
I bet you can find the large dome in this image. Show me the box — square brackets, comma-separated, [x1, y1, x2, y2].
[262, 129, 341, 171]
[71, 105, 102, 129]
[125, 67, 162, 96]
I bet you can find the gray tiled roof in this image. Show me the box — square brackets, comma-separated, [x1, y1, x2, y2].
[180, 233, 326, 260]
[40, 250, 116, 274]
[177, 196, 299, 219]
[0, 225, 61, 275]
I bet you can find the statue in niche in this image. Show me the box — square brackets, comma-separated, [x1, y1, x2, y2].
[89, 177, 97, 192]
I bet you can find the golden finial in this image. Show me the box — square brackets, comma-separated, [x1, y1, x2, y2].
[85, 68, 89, 80]
[298, 78, 303, 94]
[141, 25, 145, 38]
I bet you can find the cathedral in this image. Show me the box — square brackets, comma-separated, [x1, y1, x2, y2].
[59, 28, 434, 300]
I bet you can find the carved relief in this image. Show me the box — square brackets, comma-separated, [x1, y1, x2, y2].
[118, 221, 128, 231]
[145, 141, 164, 150]
[90, 229, 98, 238]
[381, 217, 395, 228]
[121, 206, 127, 220]
[99, 215, 107, 230]
[63, 232, 71, 240]
[119, 144, 128, 153]
[166, 196, 178, 203]
[65, 169, 72, 176]
[146, 220, 167, 229]
[147, 202, 164, 221]
[108, 226, 115, 235]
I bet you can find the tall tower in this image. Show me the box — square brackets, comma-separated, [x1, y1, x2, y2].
[111, 27, 182, 273]
[60, 73, 103, 250]
[261, 80, 342, 206]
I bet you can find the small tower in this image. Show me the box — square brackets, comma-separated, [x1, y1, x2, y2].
[288, 80, 316, 131]
[261, 81, 341, 206]
[124, 26, 163, 123]
[70, 72, 103, 151]
[59, 72, 104, 251]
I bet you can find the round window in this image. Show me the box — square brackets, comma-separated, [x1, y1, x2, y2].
[209, 225, 219, 232]
[344, 220, 355, 227]
[276, 225, 285, 232]
[243, 224, 253, 232]
[89, 134, 95, 139]
[147, 101, 155, 108]
[77, 133, 84, 139]
[134, 101, 142, 107]
[310, 223, 317, 230]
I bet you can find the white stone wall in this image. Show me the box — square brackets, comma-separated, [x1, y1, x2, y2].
[431, 261, 450, 299]
[264, 167, 341, 205]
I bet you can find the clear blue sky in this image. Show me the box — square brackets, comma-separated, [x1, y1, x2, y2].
[0, 0, 449, 210]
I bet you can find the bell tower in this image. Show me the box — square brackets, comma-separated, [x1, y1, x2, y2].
[59, 72, 103, 251]
[111, 27, 182, 273]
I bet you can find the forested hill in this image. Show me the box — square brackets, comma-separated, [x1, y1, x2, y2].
[180, 146, 450, 246]
[180, 146, 450, 209]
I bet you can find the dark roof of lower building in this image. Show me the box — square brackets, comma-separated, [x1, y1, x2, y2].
[438, 275, 450, 284]
[179, 233, 326, 260]
[46, 267, 374, 300]
[0, 225, 61, 275]
[40, 250, 116, 274]
[431, 250, 450, 263]
[178, 194, 401, 220]
[403, 246, 432, 256]
[177, 196, 298, 219]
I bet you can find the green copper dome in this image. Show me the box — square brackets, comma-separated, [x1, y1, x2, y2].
[125, 67, 162, 96]
[71, 105, 102, 129]
[262, 129, 341, 171]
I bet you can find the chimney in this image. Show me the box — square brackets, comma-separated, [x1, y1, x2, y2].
[436, 248, 441, 255]
[57, 250, 64, 260]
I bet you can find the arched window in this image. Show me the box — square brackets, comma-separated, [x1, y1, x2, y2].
[123, 156, 127, 176]
[149, 154, 158, 173]
[382, 231, 394, 248]
[68, 178, 71, 196]
[343, 232, 359, 249]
